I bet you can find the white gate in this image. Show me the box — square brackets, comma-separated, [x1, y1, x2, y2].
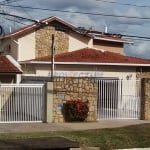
[0, 84, 45, 123]
[97, 79, 141, 120]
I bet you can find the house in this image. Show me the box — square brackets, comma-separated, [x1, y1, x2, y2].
[21, 47, 150, 122]
[0, 55, 22, 83]
[0, 16, 131, 82]
[21, 47, 150, 80]
[0, 16, 128, 60]
[0, 16, 150, 122]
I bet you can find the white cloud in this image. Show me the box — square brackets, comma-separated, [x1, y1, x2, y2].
[0, 0, 150, 59]
[125, 41, 150, 59]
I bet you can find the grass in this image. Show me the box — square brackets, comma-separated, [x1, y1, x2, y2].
[0, 123, 150, 150]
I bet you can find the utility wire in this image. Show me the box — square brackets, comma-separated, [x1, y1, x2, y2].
[2, 4, 150, 20]
[1, 5, 150, 41]
[96, 0, 150, 9]
[88, 29, 150, 40]
[15, 0, 35, 21]
[0, 12, 38, 23]
[124, 37, 150, 42]
[122, 34, 150, 40]
[0, 0, 22, 5]
[2, 16, 29, 25]
[1, 11, 150, 41]
[1, 5, 150, 19]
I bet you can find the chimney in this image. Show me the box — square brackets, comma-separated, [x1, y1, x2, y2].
[105, 26, 108, 33]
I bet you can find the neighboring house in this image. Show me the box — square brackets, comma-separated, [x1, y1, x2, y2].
[0, 55, 22, 83]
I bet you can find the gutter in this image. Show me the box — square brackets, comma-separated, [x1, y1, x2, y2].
[0, 24, 37, 39]
[19, 61, 150, 67]
[6, 55, 22, 72]
[94, 36, 133, 44]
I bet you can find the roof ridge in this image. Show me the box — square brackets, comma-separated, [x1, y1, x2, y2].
[21, 48, 150, 65]
[0, 16, 76, 39]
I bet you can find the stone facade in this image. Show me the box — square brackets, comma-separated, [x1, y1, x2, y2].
[141, 78, 150, 120]
[136, 68, 150, 79]
[35, 26, 69, 57]
[53, 77, 97, 123]
[137, 72, 150, 79]
[46, 77, 150, 122]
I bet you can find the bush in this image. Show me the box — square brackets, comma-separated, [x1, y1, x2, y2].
[63, 100, 89, 122]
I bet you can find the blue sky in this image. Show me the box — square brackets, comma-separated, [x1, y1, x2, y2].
[0, 0, 150, 59]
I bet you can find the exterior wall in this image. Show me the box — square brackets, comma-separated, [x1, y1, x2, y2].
[21, 64, 36, 78]
[1, 39, 19, 61]
[18, 32, 35, 61]
[53, 77, 97, 122]
[35, 26, 69, 57]
[0, 34, 34, 61]
[93, 40, 124, 55]
[22, 64, 137, 80]
[11, 40, 19, 60]
[141, 78, 150, 120]
[69, 32, 92, 52]
[0, 39, 11, 54]
[36, 66, 51, 76]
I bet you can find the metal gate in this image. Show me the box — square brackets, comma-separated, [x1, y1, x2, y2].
[0, 84, 45, 123]
[97, 79, 141, 120]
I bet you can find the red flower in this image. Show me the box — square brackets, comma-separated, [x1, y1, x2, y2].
[64, 99, 89, 122]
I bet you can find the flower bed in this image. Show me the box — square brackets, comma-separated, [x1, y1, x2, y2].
[63, 100, 89, 122]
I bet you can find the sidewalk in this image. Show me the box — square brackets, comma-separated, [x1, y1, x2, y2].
[0, 120, 149, 133]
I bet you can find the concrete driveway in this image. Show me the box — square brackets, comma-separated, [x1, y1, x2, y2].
[0, 120, 149, 133]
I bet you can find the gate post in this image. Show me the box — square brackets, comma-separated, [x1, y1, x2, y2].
[141, 78, 150, 120]
[45, 82, 53, 123]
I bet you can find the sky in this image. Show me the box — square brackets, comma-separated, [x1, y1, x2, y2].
[0, 0, 150, 59]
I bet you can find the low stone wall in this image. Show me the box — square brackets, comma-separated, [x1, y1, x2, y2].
[141, 78, 150, 120]
[137, 72, 150, 78]
[53, 77, 97, 123]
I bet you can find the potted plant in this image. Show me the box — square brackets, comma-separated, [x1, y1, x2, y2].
[63, 99, 89, 122]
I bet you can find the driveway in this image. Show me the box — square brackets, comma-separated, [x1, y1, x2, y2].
[0, 120, 149, 133]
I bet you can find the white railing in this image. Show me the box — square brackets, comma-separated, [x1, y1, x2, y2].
[97, 79, 141, 120]
[0, 84, 45, 123]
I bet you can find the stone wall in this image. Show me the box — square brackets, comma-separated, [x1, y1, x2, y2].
[137, 72, 150, 78]
[141, 78, 150, 120]
[35, 26, 69, 57]
[53, 77, 97, 123]
[136, 68, 150, 79]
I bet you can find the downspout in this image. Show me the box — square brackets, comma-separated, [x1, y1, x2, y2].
[51, 34, 55, 81]
[12, 40, 21, 83]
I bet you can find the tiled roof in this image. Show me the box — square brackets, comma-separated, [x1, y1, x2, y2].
[28, 48, 150, 65]
[0, 55, 22, 73]
[94, 35, 129, 43]
[0, 16, 126, 43]
[0, 16, 76, 39]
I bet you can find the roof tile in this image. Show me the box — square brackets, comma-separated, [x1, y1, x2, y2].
[31, 48, 150, 65]
[0, 56, 22, 73]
